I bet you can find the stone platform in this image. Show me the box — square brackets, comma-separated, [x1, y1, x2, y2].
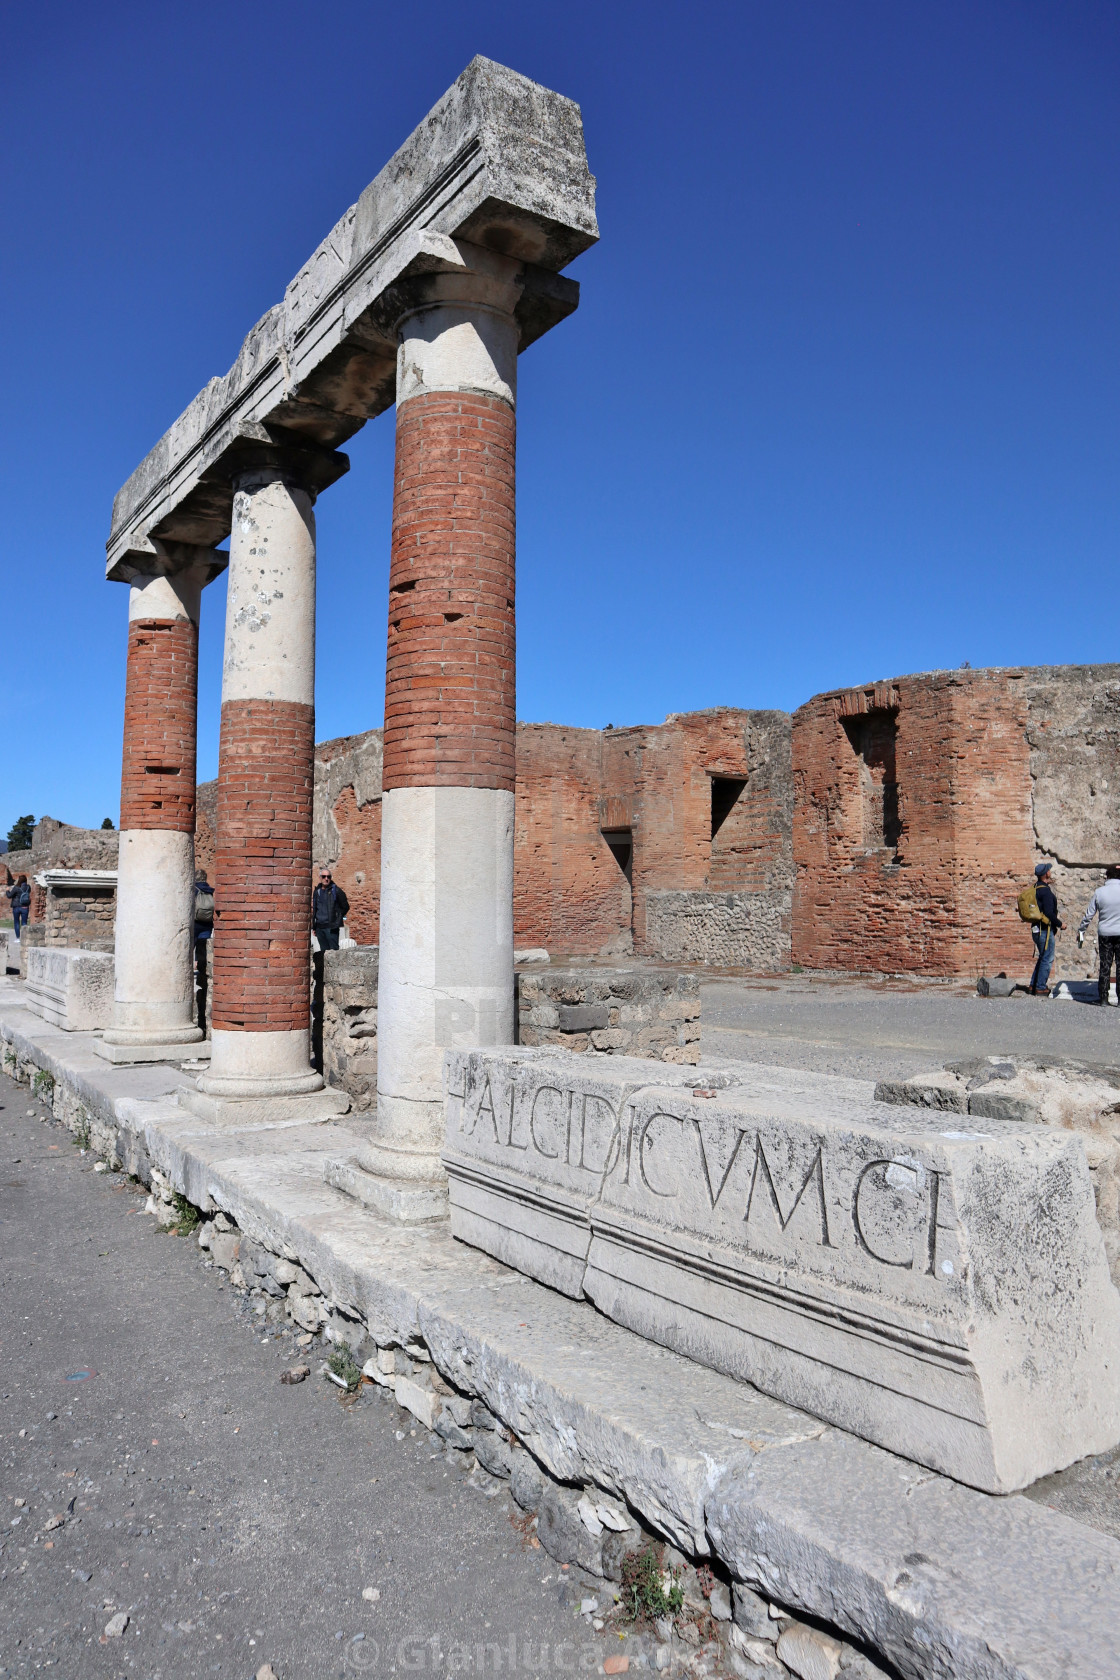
[2, 975, 1120, 1680]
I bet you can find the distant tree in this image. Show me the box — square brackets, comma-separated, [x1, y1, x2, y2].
[7, 815, 34, 851]
[101, 818, 115, 830]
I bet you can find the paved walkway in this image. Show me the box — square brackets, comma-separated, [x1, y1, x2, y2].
[0, 1070, 600, 1680]
[702, 973, 1120, 1083]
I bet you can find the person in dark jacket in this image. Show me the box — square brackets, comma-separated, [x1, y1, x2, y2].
[312, 869, 349, 952]
[7, 875, 30, 940]
[1029, 862, 1063, 996]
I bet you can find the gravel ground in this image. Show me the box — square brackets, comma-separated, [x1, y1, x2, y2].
[701, 973, 1120, 1082]
[0, 1071, 623, 1680]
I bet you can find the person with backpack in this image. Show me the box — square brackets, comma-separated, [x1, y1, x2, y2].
[312, 868, 349, 952]
[1077, 864, 1120, 1006]
[192, 872, 215, 1030]
[1019, 862, 1062, 996]
[7, 874, 30, 939]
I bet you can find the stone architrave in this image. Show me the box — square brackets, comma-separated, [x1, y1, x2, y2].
[442, 1048, 1120, 1493]
[97, 556, 223, 1065]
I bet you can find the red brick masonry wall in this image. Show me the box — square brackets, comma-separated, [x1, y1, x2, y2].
[119, 618, 198, 833]
[383, 392, 516, 792]
[211, 698, 314, 1032]
[792, 672, 1035, 977]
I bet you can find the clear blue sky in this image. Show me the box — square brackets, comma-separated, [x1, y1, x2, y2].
[2, 1, 1117, 836]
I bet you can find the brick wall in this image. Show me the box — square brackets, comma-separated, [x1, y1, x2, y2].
[791, 669, 1070, 978]
[211, 698, 315, 1033]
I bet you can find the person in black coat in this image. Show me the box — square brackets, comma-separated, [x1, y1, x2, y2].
[7, 875, 30, 940]
[312, 869, 350, 952]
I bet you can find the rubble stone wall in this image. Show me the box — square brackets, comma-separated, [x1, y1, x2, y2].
[44, 885, 116, 952]
[516, 965, 701, 1063]
[313, 954, 701, 1100]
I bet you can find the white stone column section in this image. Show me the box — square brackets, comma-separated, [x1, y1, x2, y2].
[361, 244, 521, 1190]
[99, 568, 206, 1059]
[198, 468, 321, 1098]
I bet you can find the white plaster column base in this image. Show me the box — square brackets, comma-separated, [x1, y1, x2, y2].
[177, 1085, 350, 1128]
[106, 829, 199, 1045]
[197, 1028, 323, 1098]
[373, 785, 514, 1187]
[94, 1036, 210, 1065]
[325, 1158, 448, 1224]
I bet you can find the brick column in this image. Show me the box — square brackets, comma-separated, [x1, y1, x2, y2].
[197, 466, 326, 1099]
[359, 249, 522, 1193]
[98, 565, 211, 1061]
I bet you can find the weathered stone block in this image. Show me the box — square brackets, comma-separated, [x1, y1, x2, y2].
[25, 947, 114, 1032]
[558, 1003, 610, 1031]
[444, 1047, 1120, 1492]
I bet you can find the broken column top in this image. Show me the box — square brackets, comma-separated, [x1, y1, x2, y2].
[107, 57, 598, 580]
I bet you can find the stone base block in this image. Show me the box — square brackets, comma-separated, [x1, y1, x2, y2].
[325, 1157, 448, 1224]
[94, 1038, 211, 1065]
[25, 947, 114, 1031]
[176, 1084, 350, 1128]
[443, 1046, 1120, 1494]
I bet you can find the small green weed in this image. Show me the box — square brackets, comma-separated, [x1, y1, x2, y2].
[328, 1341, 363, 1393]
[620, 1543, 684, 1623]
[74, 1114, 91, 1150]
[32, 1070, 54, 1101]
[170, 1193, 201, 1236]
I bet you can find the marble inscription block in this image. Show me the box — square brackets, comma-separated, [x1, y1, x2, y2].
[443, 1048, 1120, 1492]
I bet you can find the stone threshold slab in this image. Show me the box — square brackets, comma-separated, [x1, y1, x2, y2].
[1, 981, 1119, 1680]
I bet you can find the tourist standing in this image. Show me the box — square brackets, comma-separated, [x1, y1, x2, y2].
[312, 869, 349, 952]
[1078, 865, 1120, 1006]
[1028, 862, 1062, 996]
[7, 874, 30, 940]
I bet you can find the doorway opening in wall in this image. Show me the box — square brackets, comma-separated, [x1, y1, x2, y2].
[842, 709, 901, 854]
[602, 828, 633, 884]
[711, 777, 747, 840]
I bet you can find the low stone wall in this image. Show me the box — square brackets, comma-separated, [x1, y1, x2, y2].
[317, 947, 379, 1110]
[314, 954, 700, 1102]
[44, 880, 115, 952]
[516, 966, 700, 1063]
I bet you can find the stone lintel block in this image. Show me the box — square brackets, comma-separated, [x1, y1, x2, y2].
[443, 1047, 1120, 1493]
[107, 58, 597, 575]
[25, 947, 115, 1032]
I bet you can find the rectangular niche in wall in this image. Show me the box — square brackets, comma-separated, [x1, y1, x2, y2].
[711, 776, 748, 840]
[601, 828, 633, 884]
[842, 709, 901, 853]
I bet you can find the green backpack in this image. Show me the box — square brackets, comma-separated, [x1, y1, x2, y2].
[1017, 884, 1047, 925]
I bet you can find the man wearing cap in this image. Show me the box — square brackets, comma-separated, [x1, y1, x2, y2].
[1078, 864, 1120, 1006]
[1029, 862, 1063, 996]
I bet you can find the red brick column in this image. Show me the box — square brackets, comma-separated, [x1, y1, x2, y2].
[199, 465, 327, 1100]
[364, 261, 522, 1198]
[119, 618, 198, 833]
[100, 567, 209, 1057]
[383, 391, 516, 791]
[211, 698, 315, 1033]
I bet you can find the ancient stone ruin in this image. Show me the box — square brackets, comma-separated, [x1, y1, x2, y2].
[3, 56, 1119, 1680]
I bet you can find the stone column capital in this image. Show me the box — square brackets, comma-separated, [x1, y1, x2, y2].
[110, 539, 228, 589]
[224, 426, 349, 504]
